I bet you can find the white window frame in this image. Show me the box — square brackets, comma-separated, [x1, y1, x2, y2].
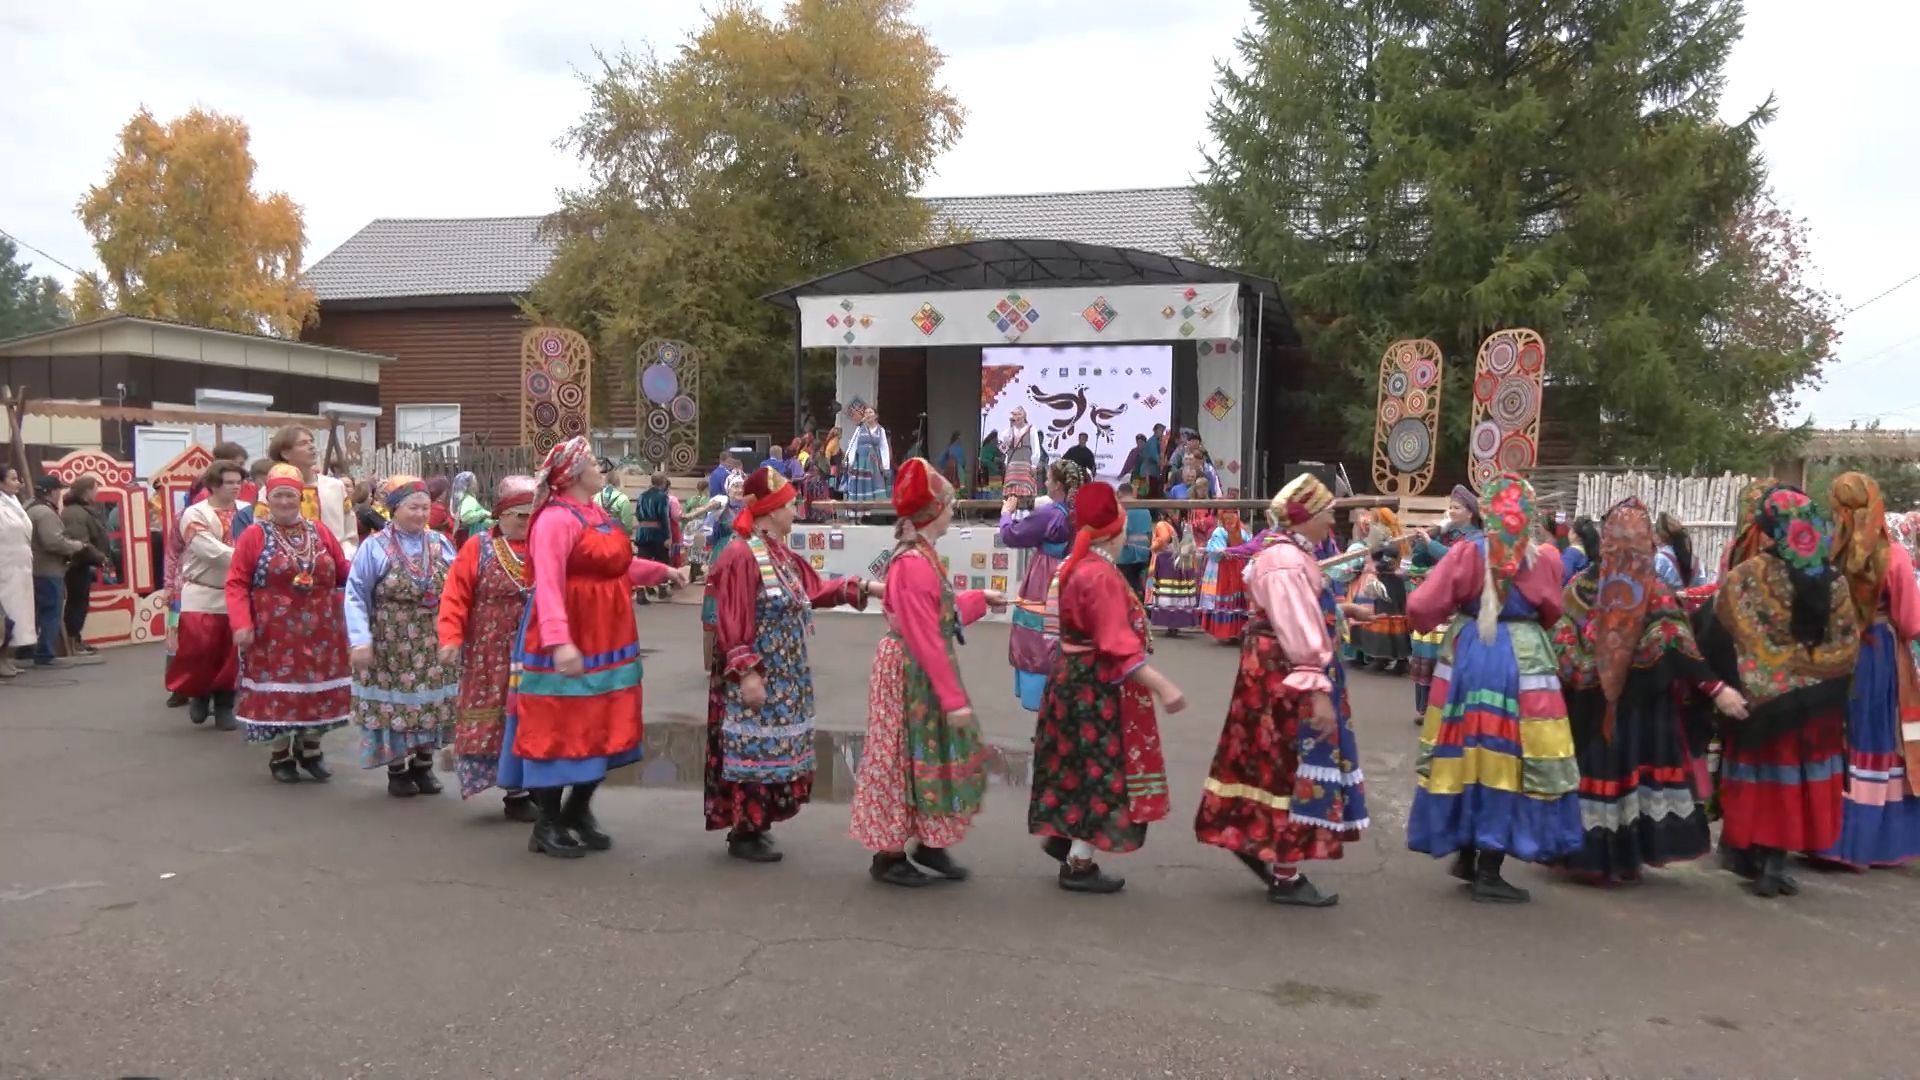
[394, 403, 462, 449]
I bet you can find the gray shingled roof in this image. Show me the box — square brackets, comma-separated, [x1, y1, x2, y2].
[306, 187, 1205, 303]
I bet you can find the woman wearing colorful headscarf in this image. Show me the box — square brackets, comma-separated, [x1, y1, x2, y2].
[998, 458, 1085, 710]
[436, 475, 539, 819]
[1815, 473, 1920, 869]
[707, 466, 879, 863]
[852, 458, 1006, 886]
[1029, 481, 1187, 895]
[501, 438, 687, 858]
[226, 464, 352, 783]
[1406, 473, 1579, 903]
[345, 475, 461, 797]
[1195, 472, 1369, 908]
[1404, 485, 1486, 723]
[1199, 506, 1252, 643]
[1550, 498, 1748, 883]
[1693, 485, 1859, 897]
[448, 470, 490, 545]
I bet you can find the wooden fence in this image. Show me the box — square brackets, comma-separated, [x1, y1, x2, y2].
[1575, 471, 1750, 580]
[351, 441, 533, 498]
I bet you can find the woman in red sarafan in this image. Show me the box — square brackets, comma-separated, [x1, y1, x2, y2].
[225, 464, 353, 784]
[166, 459, 246, 728]
[1195, 472, 1370, 908]
[706, 466, 878, 864]
[436, 474, 540, 821]
[1693, 485, 1859, 898]
[852, 458, 1006, 887]
[500, 438, 688, 859]
[1028, 481, 1189, 895]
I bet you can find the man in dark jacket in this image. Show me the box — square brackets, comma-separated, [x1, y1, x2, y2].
[27, 475, 91, 665]
[59, 475, 112, 655]
[1062, 432, 1098, 477]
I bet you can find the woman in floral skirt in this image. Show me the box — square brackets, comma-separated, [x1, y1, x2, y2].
[346, 475, 461, 798]
[1196, 472, 1368, 907]
[708, 466, 879, 863]
[1199, 507, 1251, 643]
[1029, 481, 1188, 894]
[852, 459, 1005, 886]
[436, 475, 539, 820]
[226, 465, 352, 783]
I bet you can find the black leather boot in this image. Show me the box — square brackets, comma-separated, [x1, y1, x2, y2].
[528, 788, 585, 858]
[563, 782, 610, 850]
[188, 697, 211, 725]
[212, 692, 238, 731]
[1449, 847, 1478, 883]
[387, 765, 417, 798]
[870, 852, 932, 887]
[503, 791, 538, 822]
[1751, 847, 1799, 898]
[909, 844, 969, 881]
[1268, 873, 1339, 907]
[1059, 857, 1125, 894]
[295, 741, 332, 782]
[727, 829, 783, 863]
[269, 753, 301, 784]
[1471, 852, 1530, 903]
[409, 754, 443, 795]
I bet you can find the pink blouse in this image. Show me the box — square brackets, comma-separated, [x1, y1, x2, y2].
[531, 495, 673, 647]
[1883, 543, 1920, 643]
[1407, 541, 1564, 633]
[1243, 539, 1334, 694]
[884, 551, 989, 712]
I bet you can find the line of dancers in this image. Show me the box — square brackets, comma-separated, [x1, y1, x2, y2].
[156, 425, 1920, 904]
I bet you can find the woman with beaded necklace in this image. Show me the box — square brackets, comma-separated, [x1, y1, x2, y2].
[437, 475, 540, 821]
[225, 464, 353, 783]
[345, 475, 461, 798]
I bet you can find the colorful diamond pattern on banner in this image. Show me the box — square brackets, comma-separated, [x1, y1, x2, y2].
[987, 292, 1041, 342]
[912, 302, 945, 335]
[1082, 296, 1118, 332]
[1203, 387, 1236, 421]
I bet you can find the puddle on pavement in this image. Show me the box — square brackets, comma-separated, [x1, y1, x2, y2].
[1266, 979, 1381, 1010]
[618, 718, 1033, 804]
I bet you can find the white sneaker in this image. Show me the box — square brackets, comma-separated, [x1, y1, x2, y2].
[0, 654, 18, 678]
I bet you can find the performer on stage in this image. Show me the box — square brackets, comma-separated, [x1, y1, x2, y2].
[1816, 472, 1920, 869]
[226, 465, 352, 783]
[1000, 409, 1044, 500]
[1029, 481, 1188, 894]
[166, 460, 245, 728]
[346, 475, 460, 797]
[708, 466, 878, 862]
[1195, 472, 1369, 907]
[844, 406, 893, 506]
[502, 439, 687, 858]
[1551, 498, 1745, 883]
[1406, 473, 1580, 903]
[975, 430, 1004, 499]
[852, 459, 1005, 886]
[436, 474, 539, 819]
[998, 459, 1085, 711]
[1199, 507, 1251, 642]
[1692, 485, 1858, 897]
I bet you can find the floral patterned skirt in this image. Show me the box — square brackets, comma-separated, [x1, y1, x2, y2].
[850, 635, 978, 852]
[1194, 635, 1368, 865]
[1028, 650, 1169, 854]
[704, 640, 810, 834]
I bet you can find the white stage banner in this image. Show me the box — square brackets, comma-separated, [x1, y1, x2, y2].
[1194, 336, 1247, 497]
[799, 284, 1241, 350]
[783, 523, 1024, 623]
[980, 345, 1173, 483]
[833, 346, 880, 433]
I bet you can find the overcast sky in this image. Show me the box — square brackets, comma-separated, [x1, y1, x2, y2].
[3, 0, 1914, 429]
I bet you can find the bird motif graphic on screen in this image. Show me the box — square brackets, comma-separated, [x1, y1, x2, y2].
[1028, 384, 1090, 450]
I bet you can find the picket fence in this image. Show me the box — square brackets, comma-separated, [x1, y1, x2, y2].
[1574, 471, 1750, 581]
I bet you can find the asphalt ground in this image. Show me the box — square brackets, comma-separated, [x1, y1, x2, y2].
[2, 597, 1914, 1078]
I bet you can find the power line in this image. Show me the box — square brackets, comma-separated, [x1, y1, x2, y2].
[1843, 269, 1920, 316]
[0, 226, 85, 278]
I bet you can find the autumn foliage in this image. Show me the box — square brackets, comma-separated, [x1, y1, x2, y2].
[74, 107, 316, 338]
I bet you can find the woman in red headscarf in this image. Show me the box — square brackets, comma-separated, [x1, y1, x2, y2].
[501, 438, 689, 859]
[437, 474, 540, 819]
[1029, 481, 1188, 895]
[707, 465, 881, 863]
[226, 464, 353, 783]
[851, 458, 1007, 886]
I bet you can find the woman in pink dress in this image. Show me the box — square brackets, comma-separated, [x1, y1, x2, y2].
[851, 458, 1006, 886]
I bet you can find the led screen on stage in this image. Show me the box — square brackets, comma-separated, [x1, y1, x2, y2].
[979, 344, 1172, 482]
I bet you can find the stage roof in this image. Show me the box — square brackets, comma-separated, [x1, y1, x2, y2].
[763, 239, 1299, 346]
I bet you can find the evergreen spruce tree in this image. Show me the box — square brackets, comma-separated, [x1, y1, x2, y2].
[1199, 0, 1823, 472]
